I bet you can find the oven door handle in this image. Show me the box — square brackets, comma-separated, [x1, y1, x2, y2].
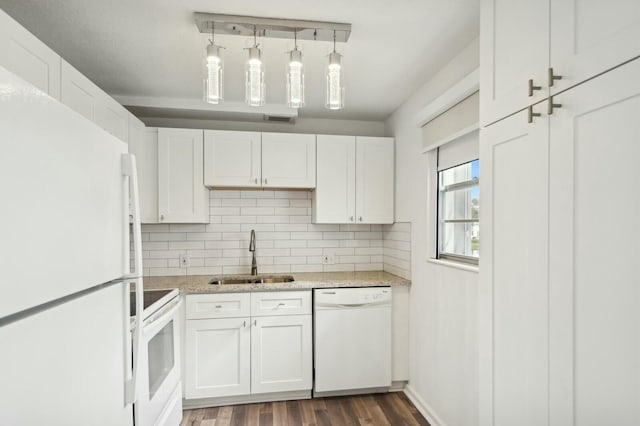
[142, 297, 181, 332]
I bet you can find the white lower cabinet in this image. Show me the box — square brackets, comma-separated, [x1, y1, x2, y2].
[251, 315, 312, 394]
[184, 291, 312, 401]
[184, 317, 251, 399]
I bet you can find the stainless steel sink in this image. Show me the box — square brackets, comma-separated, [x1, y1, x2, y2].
[208, 275, 295, 285]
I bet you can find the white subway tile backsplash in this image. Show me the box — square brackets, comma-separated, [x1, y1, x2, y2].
[139, 190, 412, 277]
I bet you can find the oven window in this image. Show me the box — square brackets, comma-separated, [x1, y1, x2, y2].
[148, 320, 175, 399]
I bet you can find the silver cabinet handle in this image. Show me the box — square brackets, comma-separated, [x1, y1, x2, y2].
[243, 320, 246, 327]
[349, 216, 354, 222]
[358, 216, 363, 222]
[547, 96, 562, 115]
[264, 178, 268, 185]
[215, 305, 222, 308]
[253, 319, 257, 326]
[528, 79, 542, 97]
[548, 67, 563, 87]
[160, 214, 164, 221]
[254, 178, 258, 184]
[527, 105, 541, 124]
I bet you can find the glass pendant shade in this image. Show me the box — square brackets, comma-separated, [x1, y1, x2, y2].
[325, 51, 344, 110]
[286, 49, 305, 108]
[245, 46, 265, 106]
[203, 43, 223, 104]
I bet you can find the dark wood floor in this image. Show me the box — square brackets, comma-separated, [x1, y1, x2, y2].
[180, 392, 430, 426]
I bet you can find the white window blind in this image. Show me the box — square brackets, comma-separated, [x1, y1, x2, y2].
[437, 130, 479, 171]
[422, 91, 479, 152]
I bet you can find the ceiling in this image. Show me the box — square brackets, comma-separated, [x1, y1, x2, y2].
[0, 0, 479, 121]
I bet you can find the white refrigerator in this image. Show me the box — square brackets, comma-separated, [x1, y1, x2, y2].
[0, 66, 144, 425]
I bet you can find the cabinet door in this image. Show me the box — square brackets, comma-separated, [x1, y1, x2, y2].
[548, 59, 640, 426]
[95, 93, 129, 143]
[128, 122, 159, 223]
[204, 130, 261, 188]
[313, 135, 356, 223]
[184, 318, 251, 399]
[158, 128, 208, 223]
[60, 59, 100, 122]
[261, 133, 316, 188]
[355, 137, 394, 224]
[478, 107, 549, 426]
[480, 0, 549, 126]
[251, 315, 312, 394]
[0, 10, 60, 100]
[550, 0, 640, 95]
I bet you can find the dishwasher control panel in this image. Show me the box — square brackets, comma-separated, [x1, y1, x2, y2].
[314, 287, 392, 307]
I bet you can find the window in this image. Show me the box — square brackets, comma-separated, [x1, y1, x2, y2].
[437, 159, 479, 264]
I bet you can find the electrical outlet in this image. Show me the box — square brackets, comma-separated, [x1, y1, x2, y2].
[179, 254, 189, 268]
[322, 254, 335, 265]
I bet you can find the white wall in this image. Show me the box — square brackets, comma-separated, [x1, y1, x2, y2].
[385, 38, 480, 426]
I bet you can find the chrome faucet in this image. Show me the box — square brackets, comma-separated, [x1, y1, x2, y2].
[249, 229, 257, 275]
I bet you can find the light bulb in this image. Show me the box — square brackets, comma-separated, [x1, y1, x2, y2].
[287, 49, 305, 108]
[245, 47, 265, 106]
[325, 51, 344, 110]
[203, 44, 223, 104]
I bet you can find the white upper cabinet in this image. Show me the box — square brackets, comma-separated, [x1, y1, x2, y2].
[204, 130, 261, 188]
[261, 133, 316, 189]
[313, 135, 356, 223]
[480, 0, 550, 126]
[128, 122, 159, 224]
[61, 60, 129, 142]
[314, 135, 394, 224]
[157, 128, 208, 224]
[0, 10, 61, 100]
[355, 137, 394, 224]
[481, 0, 640, 126]
[550, 0, 640, 95]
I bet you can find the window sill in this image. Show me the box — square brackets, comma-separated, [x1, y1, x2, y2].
[426, 258, 479, 273]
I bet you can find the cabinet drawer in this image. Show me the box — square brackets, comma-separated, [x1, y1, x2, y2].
[186, 293, 250, 319]
[250, 291, 311, 317]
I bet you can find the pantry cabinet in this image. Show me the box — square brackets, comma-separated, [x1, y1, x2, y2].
[183, 291, 312, 401]
[480, 0, 640, 126]
[0, 9, 61, 100]
[157, 128, 208, 223]
[203, 131, 316, 189]
[204, 130, 262, 188]
[479, 58, 640, 426]
[313, 135, 394, 224]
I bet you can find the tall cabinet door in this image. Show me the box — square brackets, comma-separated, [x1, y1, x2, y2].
[158, 128, 208, 223]
[313, 135, 356, 223]
[184, 318, 251, 399]
[204, 130, 261, 188]
[548, 59, 640, 426]
[480, 0, 549, 126]
[550, 0, 640, 95]
[251, 315, 312, 394]
[478, 106, 549, 426]
[355, 137, 394, 224]
[262, 133, 316, 188]
[0, 10, 61, 100]
[128, 123, 158, 224]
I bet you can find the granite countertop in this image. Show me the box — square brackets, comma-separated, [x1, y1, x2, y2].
[143, 271, 410, 293]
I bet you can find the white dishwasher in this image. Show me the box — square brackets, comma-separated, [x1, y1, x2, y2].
[313, 287, 392, 396]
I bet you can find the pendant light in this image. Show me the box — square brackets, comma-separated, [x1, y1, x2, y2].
[203, 23, 223, 104]
[245, 26, 265, 106]
[286, 30, 305, 108]
[325, 30, 344, 110]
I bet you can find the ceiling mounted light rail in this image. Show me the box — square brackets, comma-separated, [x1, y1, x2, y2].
[195, 12, 351, 110]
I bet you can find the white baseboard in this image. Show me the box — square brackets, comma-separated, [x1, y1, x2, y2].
[403, 385, 448, 426]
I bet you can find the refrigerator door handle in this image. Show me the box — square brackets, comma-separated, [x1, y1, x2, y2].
[122, 153, 144, 405]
